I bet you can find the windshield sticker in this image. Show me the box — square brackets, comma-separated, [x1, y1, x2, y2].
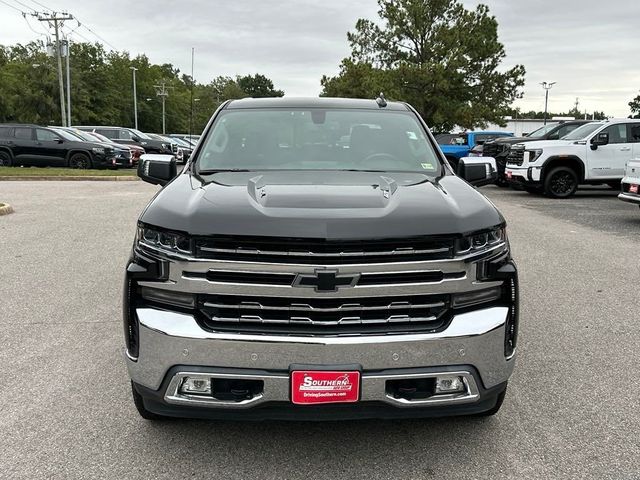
[421, 163, 434, 170]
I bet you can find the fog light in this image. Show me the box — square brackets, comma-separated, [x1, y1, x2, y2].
[435, 376, 465, 394]
[180, 377, 211, 395]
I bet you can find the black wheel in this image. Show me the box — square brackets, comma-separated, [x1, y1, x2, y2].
[495, 176, 510, 187]
[475, 384, 507, 417]
[0, 150, 12, 167]
[544, 166, 578, 198]
[69, 152, 92, 169]
[131, 382, 166, 420]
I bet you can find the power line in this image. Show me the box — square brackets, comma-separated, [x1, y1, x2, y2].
[12, 0, 37, 12]
[28, 0, 53, 11]
[0, 0, 23, 13]
[77, 21, 118, 51]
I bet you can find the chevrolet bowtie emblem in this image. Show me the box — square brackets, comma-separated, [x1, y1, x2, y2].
[293, 269, 360, 292]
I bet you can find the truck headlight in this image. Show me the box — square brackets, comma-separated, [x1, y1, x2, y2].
[526, 149, 543, 163]
[455, 226, 505, 255]
[92, 147, 105, 154]
[137, 224, 192, 254]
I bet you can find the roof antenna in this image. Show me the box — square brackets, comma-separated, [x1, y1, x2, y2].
[376, 92, 387, 108]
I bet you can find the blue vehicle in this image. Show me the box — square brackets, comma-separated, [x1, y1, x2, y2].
[437, 131, 513, 170]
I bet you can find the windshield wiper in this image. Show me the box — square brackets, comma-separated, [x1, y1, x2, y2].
[197, 168, 252, 174]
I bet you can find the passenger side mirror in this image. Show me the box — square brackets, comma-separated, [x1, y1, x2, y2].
[457, 157, 497, 187]
[137, 154, 177, 186]
[591, 132, 609, 150]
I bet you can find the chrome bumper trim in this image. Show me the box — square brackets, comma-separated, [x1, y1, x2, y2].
[162, 370, 480, 409]
[618, 192, 640, 204]
[127, 306, 514, 392]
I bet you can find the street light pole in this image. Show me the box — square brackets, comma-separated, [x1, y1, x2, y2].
[541, 81, 556, 125]
[64, 38, 71, 126]
[131, 67, 138, 130]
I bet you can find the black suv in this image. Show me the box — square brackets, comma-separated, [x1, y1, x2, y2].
[125, 97, 519, 421]
[74, 126, 173, 155]
[483, 120, 593, 185]
[0, 124, 118, 169]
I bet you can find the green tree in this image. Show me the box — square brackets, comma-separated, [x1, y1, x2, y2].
[321, 0, 526, 131]
[629, 92, 640, 118]
[237, 73, 284, 97]
[0, 41, 285, 134]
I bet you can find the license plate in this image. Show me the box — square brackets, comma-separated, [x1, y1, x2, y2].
[506, 171, 513, 179]
[291, 370, 360, 405]
[630, 184, 638, 194]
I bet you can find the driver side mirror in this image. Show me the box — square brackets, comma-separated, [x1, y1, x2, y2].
[56, 138, 64, 144]
[458, 157, 497, 187]
[137, 154, 177, 186]
[590, 132, 609, 150]
[131, 136, 140, 143]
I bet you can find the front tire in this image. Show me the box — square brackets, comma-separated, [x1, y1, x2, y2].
[69, 152, 92, 169]
[544, 166, 578, 198]
[0, 150, 12, 167]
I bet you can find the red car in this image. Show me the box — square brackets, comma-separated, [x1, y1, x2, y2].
[86, 131, 145, 166]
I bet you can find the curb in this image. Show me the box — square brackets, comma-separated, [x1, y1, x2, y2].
[0, 176, 139, 181]
[0, 203, 14, 215]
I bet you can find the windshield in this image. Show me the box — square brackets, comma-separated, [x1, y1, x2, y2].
[54, 129, 87, 142]
[88, 132, 111, 143]
[527, 123, 559, 138]
[561, 122, 603, 140]
[131, 128, 150, 140]
[171, 137, 190, 147]
[67, 129, 101, 142]
[197, 109, 442, 174]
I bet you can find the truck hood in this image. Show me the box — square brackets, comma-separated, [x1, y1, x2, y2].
[513, 139, 576, 150]
[140, 171, 503, 238]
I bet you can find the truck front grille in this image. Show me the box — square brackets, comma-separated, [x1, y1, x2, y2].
[506, 146, 525, 166]
[482, 142, 507, 158]
[197, 293, 450, 335]
[194, 236, 454, 264]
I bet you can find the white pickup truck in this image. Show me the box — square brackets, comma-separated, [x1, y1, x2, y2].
[619, 158, 640, 208]
[505, 119, 640, 198]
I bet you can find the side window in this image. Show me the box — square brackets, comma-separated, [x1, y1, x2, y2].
[36, 129, 60, 142]
[119, 129, 134, 140]
[627, 124, 640, 143]
[0, 127, 10, 137]
[600, 124, 628, 144]
[554, 124, 580, 139]
[97, 129, 117, 139]
[14, 127, 33, 140]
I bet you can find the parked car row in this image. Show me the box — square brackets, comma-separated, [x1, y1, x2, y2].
[439, 120, 640, 207]
[0, 124, 135, 169]
[503, 119, 640, 198]
[0, 123, 199, 170]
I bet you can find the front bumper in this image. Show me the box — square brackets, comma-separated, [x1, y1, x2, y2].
[126, 305, 515, 418]
[618, 192, 640, 205]
[505, 165, 542, 187]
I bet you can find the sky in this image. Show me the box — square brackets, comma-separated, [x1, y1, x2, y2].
[1, 0, 638, 117]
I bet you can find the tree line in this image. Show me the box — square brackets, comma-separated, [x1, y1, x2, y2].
[0, 41, 283, 133]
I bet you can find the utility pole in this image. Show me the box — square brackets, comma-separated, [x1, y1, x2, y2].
[131, 67, 138, 129]
[189, 47, 194, 144]
[35, 12, 73, 127]
[540, 81, 556, 125]
[154, 81, 171, 134]
[63, 38, 71, 126]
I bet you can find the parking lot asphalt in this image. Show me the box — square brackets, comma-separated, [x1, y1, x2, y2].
[0, 181, 639, 480]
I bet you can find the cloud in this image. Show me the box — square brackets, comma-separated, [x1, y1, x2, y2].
[1, 0, 636, 116]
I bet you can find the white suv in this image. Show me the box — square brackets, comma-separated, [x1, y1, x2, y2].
[619, 158, 640, 208]
[505, 119, 640, 197]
